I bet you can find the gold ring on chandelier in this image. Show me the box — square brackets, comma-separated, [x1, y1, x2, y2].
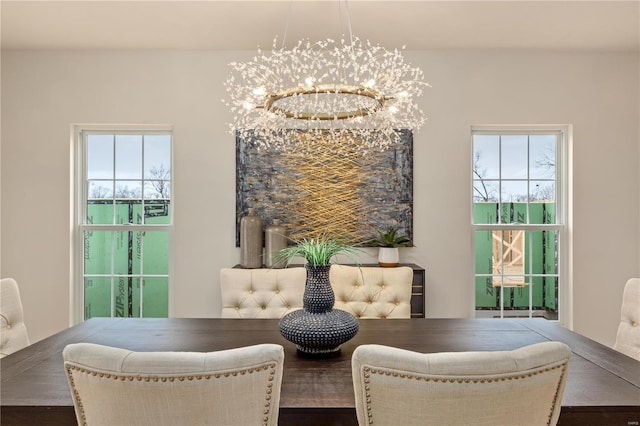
[263, 85, 386, 120]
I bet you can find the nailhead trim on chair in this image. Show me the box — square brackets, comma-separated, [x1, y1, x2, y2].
[360, 361, 568, 426]
[65, 362, 278, 426]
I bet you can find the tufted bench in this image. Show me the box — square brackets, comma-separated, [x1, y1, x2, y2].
[220, 265, 413, 319]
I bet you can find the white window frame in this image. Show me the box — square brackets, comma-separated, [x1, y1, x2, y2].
[71, 124, 174, 325]
[471, 125, 571, 326]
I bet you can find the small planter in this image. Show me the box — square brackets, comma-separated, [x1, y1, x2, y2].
[378, 247, 400, 267]
[369, 228, 411, 267]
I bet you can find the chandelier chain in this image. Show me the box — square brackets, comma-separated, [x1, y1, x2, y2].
[281, 0, 294, 49]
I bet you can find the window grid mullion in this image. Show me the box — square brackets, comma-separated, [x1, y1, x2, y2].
[110, 230, 115, 317]
[498, 135, 503, 224]
[111, 134, 116, 226]
[526, 135, 531, 225]
[141, 134, 146, 226]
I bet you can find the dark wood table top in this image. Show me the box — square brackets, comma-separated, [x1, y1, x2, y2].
[2, 318, 639, 425]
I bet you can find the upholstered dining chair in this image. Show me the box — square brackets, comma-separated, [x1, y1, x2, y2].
[330, 265, 413, 319]
[0, 277, 30, 357]
[220, 267, 306, 318]
[351, 341, 571, 426]
[63, 343, 284, 426]
[219, 265, 414, 319]
[613, 277, 640, 360]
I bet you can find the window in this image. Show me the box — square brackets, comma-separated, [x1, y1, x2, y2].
[76, 127, 172, 320]
[472, 127, 567, 321]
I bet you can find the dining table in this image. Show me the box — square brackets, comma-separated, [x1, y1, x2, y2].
[1, 317, 639, 425]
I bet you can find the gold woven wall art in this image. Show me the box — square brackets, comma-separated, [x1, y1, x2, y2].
[236, 129, 413, 246]
[279, 132, 372, 242]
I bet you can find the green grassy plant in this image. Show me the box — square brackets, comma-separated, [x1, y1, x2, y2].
[278, 235, 364, 266]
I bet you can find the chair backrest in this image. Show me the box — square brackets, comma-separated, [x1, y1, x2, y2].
[63, 342, 284, 426]
[0, 278, 30, 357]
[220, 267, 306, 318]
[614, 277, 640, 360]
[220, 265, 414, 319]
[330, 265, 413, 318]
[351, 341, 571, 426]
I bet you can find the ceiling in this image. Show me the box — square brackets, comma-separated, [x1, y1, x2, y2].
[1, 1, 639, 51]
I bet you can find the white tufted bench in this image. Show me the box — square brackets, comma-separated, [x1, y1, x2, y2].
[220, 265, 413, 319]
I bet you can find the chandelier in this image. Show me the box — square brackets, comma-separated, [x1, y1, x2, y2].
[224, 5, 429, 153]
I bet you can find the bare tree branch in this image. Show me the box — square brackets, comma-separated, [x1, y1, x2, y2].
[146, 165, 171, 198]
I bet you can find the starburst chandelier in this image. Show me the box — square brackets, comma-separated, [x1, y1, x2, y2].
[224, 2, 429, 153]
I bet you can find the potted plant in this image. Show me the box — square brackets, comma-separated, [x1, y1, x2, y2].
[277, 234, 362, 356]
[368, 228, 412, 267]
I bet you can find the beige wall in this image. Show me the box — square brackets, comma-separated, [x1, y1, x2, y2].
[1, 49, 638, 347]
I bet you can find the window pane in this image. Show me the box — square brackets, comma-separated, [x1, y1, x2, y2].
[500, 180, 528, 203]
[475, 276, 497, 309]
[84, 230, 112, 274]
[87, 135, 113, 180]
[144, 134, 171, 180]
[529, 201, 556, 225]
[114, 276, 134, 317]
[115, 181, 142, 200]
[144, 180, 171, 200]
[473, 180, 498, 203]
[473, 134, 499, 179]
[530, 181, 555, 203]
[114, 277, 169, 318]
[144, 200, 171, 225]
[473, 202, 498, 225]
[501, 135, 528, 179]
[113, 231, 141, 275]
[131, 277, 142, 318]
[115, 135, 142, 179]
[499, 201, 527, 224]
[530, 135, 556, 179]
[84, 277, 112, 318]
[530, 230, 559, 276]
[493, 230, 525, 281]
[88, 180, 113, 200]
[115, 200, 143, 225]
[142, 277, 169, 317]
[143, 231, 169, 274]
[87, 198, 114, 225]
